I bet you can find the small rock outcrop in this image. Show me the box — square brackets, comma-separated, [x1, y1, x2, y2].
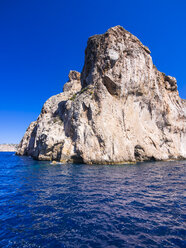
[16, 26, 186, 164]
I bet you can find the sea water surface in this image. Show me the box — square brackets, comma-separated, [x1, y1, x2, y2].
[0, 152, 185, 248]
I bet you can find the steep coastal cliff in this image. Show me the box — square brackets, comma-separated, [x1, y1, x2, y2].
[16, 26, 186, 164]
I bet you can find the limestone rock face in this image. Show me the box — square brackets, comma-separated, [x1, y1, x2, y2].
[63, 70, 81, 94]
[16, 26, 186, 164]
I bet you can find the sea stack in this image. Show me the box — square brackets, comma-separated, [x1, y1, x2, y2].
[16, 26, 186, 164]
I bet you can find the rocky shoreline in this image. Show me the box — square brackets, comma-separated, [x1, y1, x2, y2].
[0, 144, 17, 152]
[16, 26, 186, 164]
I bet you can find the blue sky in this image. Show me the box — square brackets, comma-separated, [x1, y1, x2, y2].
[0, 0, 186, 144]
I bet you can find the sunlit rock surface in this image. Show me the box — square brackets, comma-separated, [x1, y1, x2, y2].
[16, 26, 186, 164]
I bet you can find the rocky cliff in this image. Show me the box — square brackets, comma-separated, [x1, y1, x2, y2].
[16, 26, 186, 164]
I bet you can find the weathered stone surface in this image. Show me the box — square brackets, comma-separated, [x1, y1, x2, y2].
[63, 70, 81, 94]
[16, 25, 186, 164]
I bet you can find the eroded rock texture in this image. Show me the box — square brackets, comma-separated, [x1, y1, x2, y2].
[16, 26, 186, 164]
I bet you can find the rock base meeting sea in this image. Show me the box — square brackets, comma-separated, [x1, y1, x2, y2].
[16, 26, 186, 164]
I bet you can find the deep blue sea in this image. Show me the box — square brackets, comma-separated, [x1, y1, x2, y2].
[0, 152, 185, 248]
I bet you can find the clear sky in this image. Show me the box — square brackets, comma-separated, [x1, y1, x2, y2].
[0, 0, 186, 144]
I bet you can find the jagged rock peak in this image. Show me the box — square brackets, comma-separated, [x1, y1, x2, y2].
[106, 25, 150, 54]
[16, 25, 186, 164]
[68, 70, 81, 81]
[81, 25, 151, 89]
[63, 70, 81, 94]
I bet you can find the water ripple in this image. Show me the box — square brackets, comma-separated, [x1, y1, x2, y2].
[0, 152, 185, 247]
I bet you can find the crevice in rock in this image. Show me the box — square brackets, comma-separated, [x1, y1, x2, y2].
[134, 145, 145, 161]
[102, 76, 121, 96]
